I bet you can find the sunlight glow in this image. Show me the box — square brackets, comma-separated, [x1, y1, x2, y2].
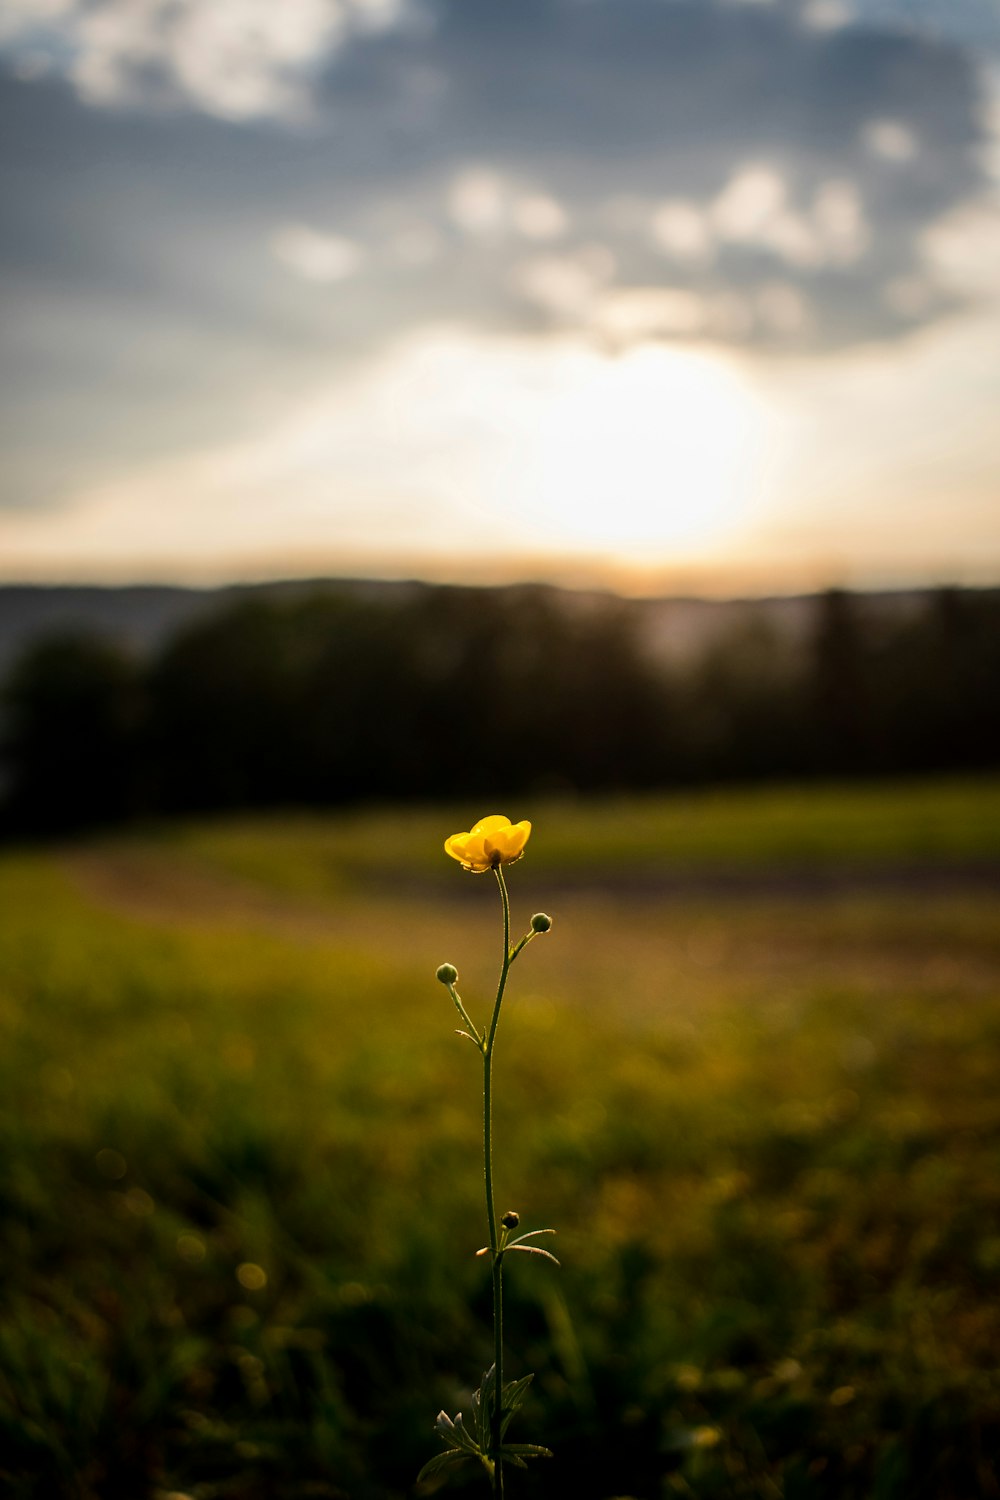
[4, 314, 997, 593]
[502, 343, 764, 558]
[0, 331, 771, 581]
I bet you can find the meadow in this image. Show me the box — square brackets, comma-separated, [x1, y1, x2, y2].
[1, 778, 999, 1499]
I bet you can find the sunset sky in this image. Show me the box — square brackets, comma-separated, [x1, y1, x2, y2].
[1, 0, 999, 595]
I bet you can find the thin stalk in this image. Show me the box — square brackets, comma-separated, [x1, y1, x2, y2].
[483, 863, 512, 1497]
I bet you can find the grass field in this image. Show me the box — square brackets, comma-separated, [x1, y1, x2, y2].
[1, 778, 999, 1499]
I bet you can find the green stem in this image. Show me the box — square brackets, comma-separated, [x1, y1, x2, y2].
[483, 863, 511, 1497]
[491, 1253, 504, 1500]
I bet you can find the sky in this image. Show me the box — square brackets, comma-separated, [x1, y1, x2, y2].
[1, 0, 999, 596]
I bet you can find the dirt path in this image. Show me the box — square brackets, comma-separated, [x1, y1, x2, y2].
[64, 842, 1000, 929]
[62, 846, 365, 939]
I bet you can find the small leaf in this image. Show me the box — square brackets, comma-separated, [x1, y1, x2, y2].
[451, 1416, 481, 1454]
[502, 1373, 534, 1411]
[417, 1449, 476, 1483]
[501, 1444, 553, 1459]
[500, 1373, 534, 1438]
[474, 1365, 503, 1451]
[508, 1244, 561, 1265]
[508, 1228, 556, 1247]
[434, 1410, 480, 1454]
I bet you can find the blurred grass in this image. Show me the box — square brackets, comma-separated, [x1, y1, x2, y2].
[1, 778, 999, 1499]
[161, 775, 1000, 893]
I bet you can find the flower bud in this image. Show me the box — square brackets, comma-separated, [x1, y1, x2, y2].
[436, 963, 459, 986]
[501, 1210, 520, 1230]
[530, 912, 552, 933]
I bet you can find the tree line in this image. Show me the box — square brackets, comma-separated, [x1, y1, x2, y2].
[1, 582, 998, 835]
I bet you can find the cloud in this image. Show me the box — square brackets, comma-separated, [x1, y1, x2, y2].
[447, 166, 508, 236]
[673, 167, 870, 271]
[1, 0, 999, 524]
[594, 285, 709, 341]
[651, 201, 715, 265]
[712, 166, 788, 242]
[863, 117, 919, 162]
[799, 0, 852, 31]
[271, 222, 364, 282]
[0, 0, 409, 121]
[446, 166, 570, 241]
[512, 192, 568, 241]
[511, 246, 616, 318]
[362, 0, 988, 349]
[921, 194, 1000, 297]
[840, 0, 1000, 52]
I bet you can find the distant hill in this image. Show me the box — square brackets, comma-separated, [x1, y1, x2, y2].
[0, 576, 974, 685]
[0, 578, 421, 683]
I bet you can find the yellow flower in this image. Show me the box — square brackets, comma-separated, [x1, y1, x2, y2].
[444, 814, 532, 873]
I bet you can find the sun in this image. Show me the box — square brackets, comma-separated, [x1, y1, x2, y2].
[501, 342, 764, 561]
[0, 330, 770, 584]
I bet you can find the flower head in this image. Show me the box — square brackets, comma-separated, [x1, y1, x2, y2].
[444, 814, 531, 873]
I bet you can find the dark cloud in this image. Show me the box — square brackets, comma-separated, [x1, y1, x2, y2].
[0, 0, 994, 509]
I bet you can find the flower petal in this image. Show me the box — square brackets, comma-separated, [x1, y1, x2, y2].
[445, 815, 530, 870]
[505, 820, 531, 855]
[470, 814, 512, 836]
[484, 820, 531, 864]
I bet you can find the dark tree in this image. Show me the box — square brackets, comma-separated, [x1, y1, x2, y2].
[1, 633, 142, 834]
[808, 589, 875, 773]
[2, 582, 997, 837]
[874, 587, 1000, 771]
[148, 597, 323, 812]
[681, 616, 804, 782]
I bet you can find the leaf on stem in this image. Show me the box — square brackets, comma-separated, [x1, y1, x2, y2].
[470, 1367, 542, 1451]
[416, 1449, 476, 1483]
[420, 1385, 549, 1487]
[499, 1374, 534, 1439]
[507, 1228, 557, 1246]
[507, 1244, 561, 1265]
[434, 1409, 479, 1454]
[472, 1365, 495, 1453]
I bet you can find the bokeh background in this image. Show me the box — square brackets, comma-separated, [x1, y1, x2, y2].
[1, 2, 999, 1497]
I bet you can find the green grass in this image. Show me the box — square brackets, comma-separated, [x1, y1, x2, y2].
[160, 774, 1000, 893]
[1, 779, 999, 1499]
